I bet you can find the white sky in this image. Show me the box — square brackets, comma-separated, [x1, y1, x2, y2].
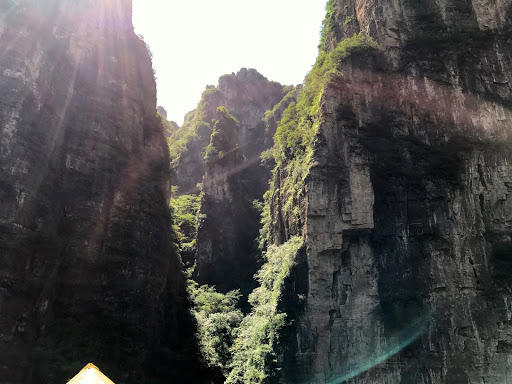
[132, 0, 326, 125]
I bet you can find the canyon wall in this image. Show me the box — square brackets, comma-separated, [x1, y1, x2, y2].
[272, 0, 512, 383]
[172, 68, 286, 196]
[0, 1, 202, 382]
[194, 107, 260, 295]
[170, 69, 290, 296]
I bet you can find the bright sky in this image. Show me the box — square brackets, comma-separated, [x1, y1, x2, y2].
[132, 0, 326, 125]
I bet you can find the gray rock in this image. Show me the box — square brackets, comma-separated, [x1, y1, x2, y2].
[0, 1, 202, 382]
[275, 0, 512, 383]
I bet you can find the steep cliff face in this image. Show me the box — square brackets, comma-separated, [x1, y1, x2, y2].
[170, 70, 291, 296]
[171, 68, 287, 196]
[0, 1, 201, 382]
[194, 107, 261, 296]
[269, 0, 512, 383]
[217, 69, 286, 161]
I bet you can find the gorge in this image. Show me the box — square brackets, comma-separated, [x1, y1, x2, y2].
[1, 0, 511, 383]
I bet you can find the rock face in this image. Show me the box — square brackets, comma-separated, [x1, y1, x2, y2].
[172, 69, 287, 196]
[157, 106, 168, 118]
[194, 108, 261, 296]
[273, 0, 512, 383]
[171, 70, 290, 296]
[217, 69, 286, 162]
[0, 1, 201, 383]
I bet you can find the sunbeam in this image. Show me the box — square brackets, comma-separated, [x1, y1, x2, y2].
[324, 315, 430, 384]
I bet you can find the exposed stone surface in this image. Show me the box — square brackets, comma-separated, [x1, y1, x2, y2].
[274, 0, 512, 383]
[0, 1, 202, 383]
[218, 68, 286, 161]
[194, 108, 261, 296]
[173, 69, 287, 196]
[174, 70, 290, 297]
[157, 106, 168, 118]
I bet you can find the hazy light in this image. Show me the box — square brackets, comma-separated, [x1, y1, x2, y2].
[132, 0, 326, 125]
[326, 315, 430, 384]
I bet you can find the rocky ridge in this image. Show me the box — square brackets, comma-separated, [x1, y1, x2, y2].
[170, 68, 287, 196]
[1, 0, 512, 383]
[169, 69, 294, 296]
[267, 0, 512, 383]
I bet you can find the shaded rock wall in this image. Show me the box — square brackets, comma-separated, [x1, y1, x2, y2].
[218, 68, 285, 160]
[173, 69, 286, 196]
[176, 70, 289, 297]
[275, 0, 512, 383]
[194, 109, 261, 297]
[0, 1, 201, 382]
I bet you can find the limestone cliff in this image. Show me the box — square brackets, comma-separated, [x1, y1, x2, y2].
[170, 68, 287, 196]
[0, 1, 202, 382]
[267, 0, 512, 383]
[193, 107, 261, 297]
[170, 70, 291, 296]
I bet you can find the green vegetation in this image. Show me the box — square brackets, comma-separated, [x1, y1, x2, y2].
[226, 237, 303, 384]
[186, 237, 302, 384]
[265, 32, 380, 217]
[158, 113, 178, 137]
[212, 106, 239, 142]
[273, 102, 305, 159]
[263, 86, 297, 125]
[259, 147, 278, 169]
[261, 86, 298, 170]
[216, 106, 239, 122]
[251, 199, 264, 213]
[344, 15, 354, 25]
[258, 189, 274, 250]
[170, 193, 201, 246]
[189, 282, 243, 375]
[203, 143, 219, 163]
[240, 31, 384, 384]
[275, 32, 379, 159]
[203, 106, 240, 164]
[319, 0, 337, 51]
[179, 6, 381, 382]
[170, 190, 201, 271]
[168, 87, 225, 166]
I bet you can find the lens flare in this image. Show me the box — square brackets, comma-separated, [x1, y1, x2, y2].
[322, 314, 430, 384]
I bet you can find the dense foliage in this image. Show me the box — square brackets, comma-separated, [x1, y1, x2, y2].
[188, 237, 302, 384]
[276, 32, 379, 160]
[216, 17, 380, 384]
[189, 282, 243, 376]
[203, 143, 220, 163]
[319, 0, 337, 50]
[265, 32, 380, 218]
[170, 192, 201, 250]
[203, 106, 239, 163]
[258, 188, 274, 250]
[175, 5, 381, 383]
[226, 237, 303, 384]
[168, 87, 225, 166]
[262, 85, 296, 125]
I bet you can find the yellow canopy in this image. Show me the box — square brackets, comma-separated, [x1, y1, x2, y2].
[67, 363, 115, 384]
